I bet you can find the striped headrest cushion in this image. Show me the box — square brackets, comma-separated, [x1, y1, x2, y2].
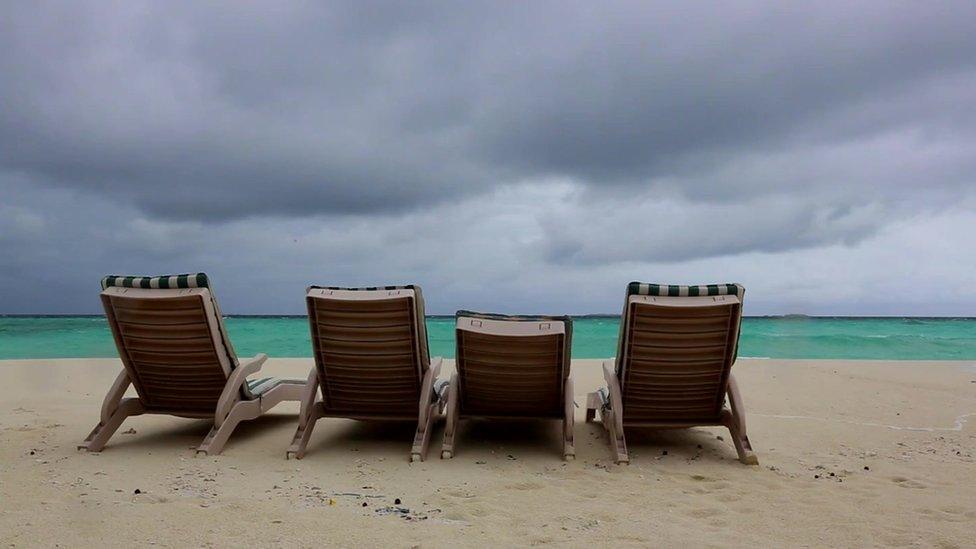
[627, 282, 744, 300]
[455, 310, 573, 325]
[307, 284, 419, 292]
[101, 273, 211, 290]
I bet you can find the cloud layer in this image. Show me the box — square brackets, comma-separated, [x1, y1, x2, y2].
[2, 1, 975, 314]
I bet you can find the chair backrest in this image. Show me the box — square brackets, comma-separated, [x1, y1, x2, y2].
[306, 285, 430, 417]
[100, 274, 239, 416]
[616, 283, 744, 424]
[454, 311, 572, 418]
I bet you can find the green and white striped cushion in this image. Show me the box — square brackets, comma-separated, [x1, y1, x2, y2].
[307, 284, 418, 292]
[627, 282, 744, 300]
[455, 310, 573, 325]
[101, 273, 210, 290]
[246, 377, 305, 396]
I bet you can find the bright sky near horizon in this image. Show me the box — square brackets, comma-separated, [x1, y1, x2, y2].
[2, 2, 975, 316]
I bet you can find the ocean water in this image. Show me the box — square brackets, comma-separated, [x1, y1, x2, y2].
[0, 316, 974, 360]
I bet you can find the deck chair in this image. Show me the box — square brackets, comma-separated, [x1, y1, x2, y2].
[586, 283, 758, 465]
[286, 285, 446, 462]
[79, 273, 305, 455]
[442, 311, 575, 460]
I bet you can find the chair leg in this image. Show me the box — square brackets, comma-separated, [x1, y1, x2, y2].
[410, 402, 438, 462]
[586, 389, 627, 464]
[563, 377, 575, 460]
[78, 398, 144, 452]
[728, 422, 758, 465]
[286, 402, 325, 460]
[585, 391, 601, 423]
[726, 374, 758, 465]
[197, 401, 259, 456]
[563, 418, 575, 461]
[440, 375, 459, 459]
[603, 408, 629, 464]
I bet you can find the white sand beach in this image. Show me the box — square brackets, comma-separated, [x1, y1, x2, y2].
[1, 358, 974, 547]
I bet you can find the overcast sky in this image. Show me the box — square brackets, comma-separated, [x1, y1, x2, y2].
[2, 1, 975, 315]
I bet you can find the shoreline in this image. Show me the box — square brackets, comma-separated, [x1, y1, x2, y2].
[3, 358, 976, 364]
[2, 358, 974, 546]
[5, 317, 976, 363]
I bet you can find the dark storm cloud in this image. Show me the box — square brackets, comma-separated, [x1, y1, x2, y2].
[3, 1, 975, 221]
[2, 1, 976, 315]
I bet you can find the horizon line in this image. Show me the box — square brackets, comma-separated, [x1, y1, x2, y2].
[2, 314, 975, 320]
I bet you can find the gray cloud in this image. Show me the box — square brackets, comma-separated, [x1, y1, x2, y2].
[1, 1, 975, 314]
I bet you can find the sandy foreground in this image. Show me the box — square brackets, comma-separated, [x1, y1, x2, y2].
[1, 358, 974, 548]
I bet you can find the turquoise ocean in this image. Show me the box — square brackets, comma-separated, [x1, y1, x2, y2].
[1, 316, 974, 360]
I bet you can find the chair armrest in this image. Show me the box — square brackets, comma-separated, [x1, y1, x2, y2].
[101, 369, 132, 424]
[215, 353, 268, 425]
[602, 361, 625, 434]
[418, 357, 443, 423]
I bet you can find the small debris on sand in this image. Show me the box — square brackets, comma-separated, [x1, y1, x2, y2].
[375, 506, 410, 516]
[122, 428, 137, 435]
[374, 506, 442, 521]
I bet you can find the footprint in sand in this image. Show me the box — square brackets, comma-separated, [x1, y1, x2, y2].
[891, 476, 927, 489]
[442, 508, 470, 522]
[506, 481, 543, 491]
[613, 535, 651, 544]
[717, 493, 744, 504]
[685, 507, 724, 519]
[922, 506, 973, 523]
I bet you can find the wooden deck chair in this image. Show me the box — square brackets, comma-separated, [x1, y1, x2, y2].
[585, 283, 758, 465]
[79, 273, 305, 455]
[442, 311, 575, 460]
[286, 285, 446, 462]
